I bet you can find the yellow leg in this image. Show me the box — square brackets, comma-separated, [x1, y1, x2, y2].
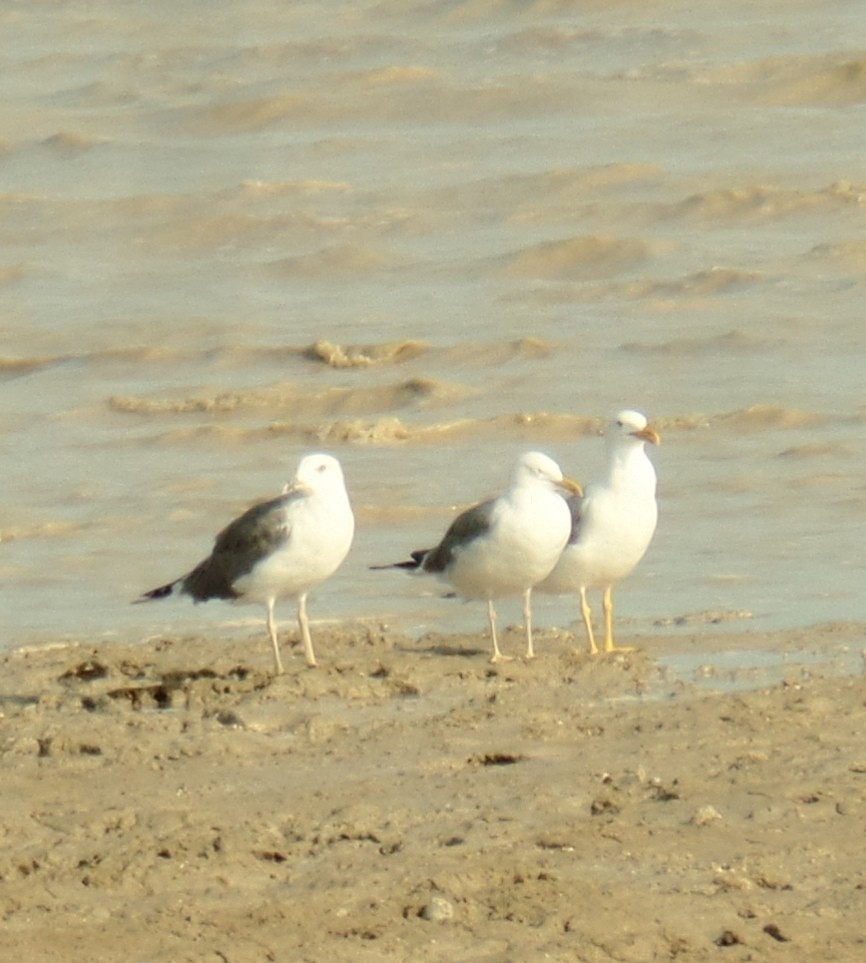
[523, 588, 535, 660]
[488, 599, 512, 663]
[266, 598, 285, 676]
[298, 593, 318, 668]
[579, 586, 599, 655]
[603, 585, 614, 651]
[602, 585, 636, 654]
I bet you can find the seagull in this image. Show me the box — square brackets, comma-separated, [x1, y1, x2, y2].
[537, 410, 659, 655]
[136, 453, 354, 674]
[373, 451, 581, 663]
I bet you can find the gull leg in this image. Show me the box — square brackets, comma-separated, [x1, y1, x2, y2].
[488, 599, 512, 663]
[602, 585, 636, 654]
[579, 586, 599, 655]
[523, 588, 535, 660]
[266, 598, 284, 675]
[298, 592, 318, 668]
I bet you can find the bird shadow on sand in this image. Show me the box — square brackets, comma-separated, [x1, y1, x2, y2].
[401, 640, 488, 659]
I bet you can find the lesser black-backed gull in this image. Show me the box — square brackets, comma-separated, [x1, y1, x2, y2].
[375, 451, 580, 663]
[137, 453, 354, 673]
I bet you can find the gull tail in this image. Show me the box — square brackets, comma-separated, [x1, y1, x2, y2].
[370, 549, 428, 572]
[133, 578, 183, 604]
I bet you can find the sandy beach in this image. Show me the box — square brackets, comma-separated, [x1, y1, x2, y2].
[2, 620, 865, 962]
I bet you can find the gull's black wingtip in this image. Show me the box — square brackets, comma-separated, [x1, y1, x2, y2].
[132, 581, 176, 604]
[369, 559, 421, 572]
[370, 549, 427, 572]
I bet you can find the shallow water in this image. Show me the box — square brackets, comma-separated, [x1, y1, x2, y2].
[658, 640, 866, 694]
[2, 0, 866, 653]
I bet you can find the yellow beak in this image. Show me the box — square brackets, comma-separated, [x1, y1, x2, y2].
[557, 476, 583, 497]
[633, 426, 661, 445]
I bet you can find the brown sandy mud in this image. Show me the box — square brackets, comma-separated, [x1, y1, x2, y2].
[2, 622, 865, 962]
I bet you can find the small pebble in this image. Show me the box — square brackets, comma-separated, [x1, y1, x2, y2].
[691, 804, 722, 826]
[420, 896, 454, 921]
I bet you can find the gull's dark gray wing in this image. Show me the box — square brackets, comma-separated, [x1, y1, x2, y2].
[420, 497, 496, 573]
[179, 491, 298, 601]
[369, 498, 496, 575]
[564, 492, 585, 546]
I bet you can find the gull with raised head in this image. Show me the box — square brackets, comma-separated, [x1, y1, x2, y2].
[374, 451, 581, 663]
[538, 410, 659, 655]
[136, 453, 354, 673]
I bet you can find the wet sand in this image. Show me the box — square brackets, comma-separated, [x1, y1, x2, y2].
[3, 621, 866, 962]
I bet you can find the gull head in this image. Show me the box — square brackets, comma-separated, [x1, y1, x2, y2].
[513, 451, 582, 496]
[608, 410, 661, 447]
[285, 453, 345, 495]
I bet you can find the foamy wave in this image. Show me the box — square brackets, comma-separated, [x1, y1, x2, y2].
[13, 338, 555, 383]
[363, 412, 599, 446]
[665, 181, 866, 223]
[301, 410, 600, 445]
[823, 180, 866, 204]
[129, 404, 837, 452]
[110, 393, 246, 415]
[305, 417, 413, 444]
[141, 410, 601, 450]
[109, 377, 471, 419]
[304, 339, 427, 368]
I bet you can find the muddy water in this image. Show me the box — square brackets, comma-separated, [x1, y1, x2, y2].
[2, 0, 865, 653]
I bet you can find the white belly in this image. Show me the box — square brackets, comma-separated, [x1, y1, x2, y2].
[540, 488, 657, 593]
[234, 501, 354, 603]
[445, 492, 570, 600]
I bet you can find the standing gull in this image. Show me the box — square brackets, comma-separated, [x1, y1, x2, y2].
[136, 453, 354, 673]
[374, 451, 581, 663]
[538, 410, 659, 655]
